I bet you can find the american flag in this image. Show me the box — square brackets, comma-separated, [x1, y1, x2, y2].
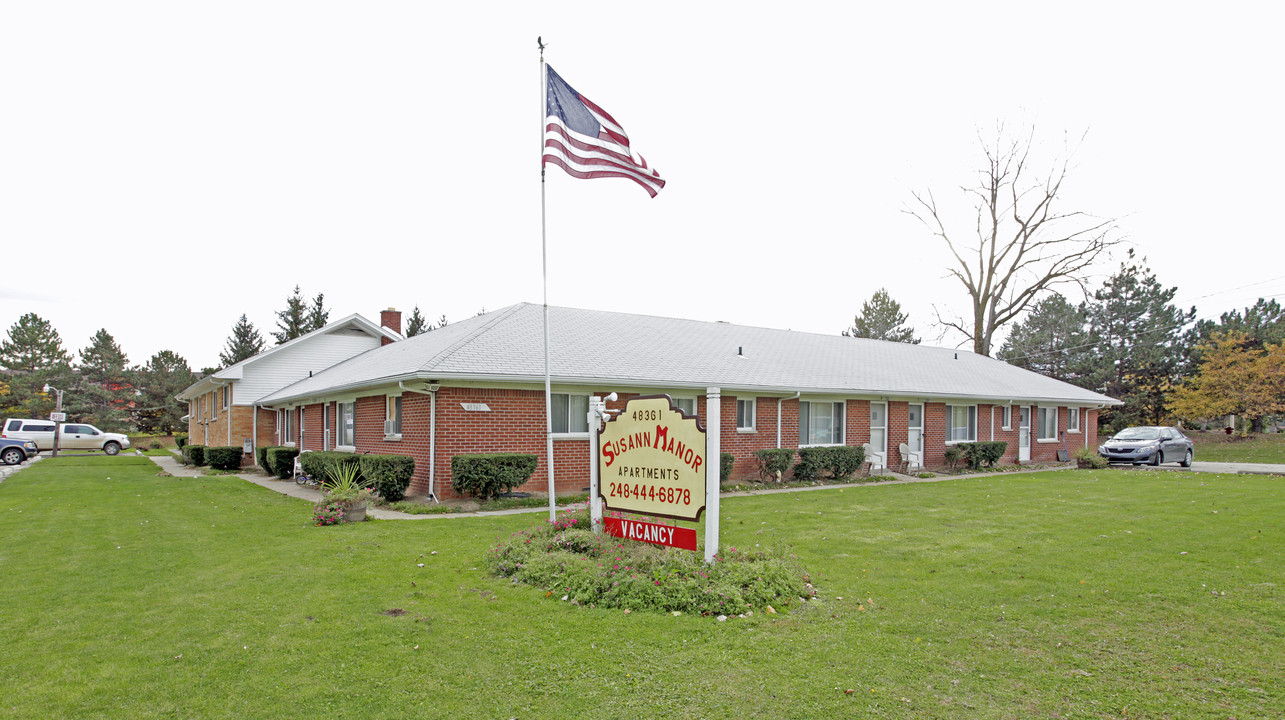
[543, 64, 665, 198]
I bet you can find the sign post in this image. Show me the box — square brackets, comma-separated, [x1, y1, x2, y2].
[704, 388, 720, 562]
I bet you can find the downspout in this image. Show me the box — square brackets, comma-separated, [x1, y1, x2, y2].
[777, 392, 801, 448]
[400, 381, 441, 503]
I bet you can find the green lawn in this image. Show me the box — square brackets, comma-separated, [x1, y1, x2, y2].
[1, 457, 1280, 719]
[1190, 430, 1285, 464]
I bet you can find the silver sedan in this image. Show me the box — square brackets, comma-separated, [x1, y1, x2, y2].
[1099, 426, 1194, 467]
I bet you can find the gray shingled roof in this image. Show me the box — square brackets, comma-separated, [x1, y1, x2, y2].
[257, 302, 1120, 406]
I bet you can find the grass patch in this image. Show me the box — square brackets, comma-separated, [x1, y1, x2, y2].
[1189, 430, 1285, 463]
[1, 458, 1281, 718]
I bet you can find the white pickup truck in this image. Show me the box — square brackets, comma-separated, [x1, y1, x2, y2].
[2, 418, 132, 455]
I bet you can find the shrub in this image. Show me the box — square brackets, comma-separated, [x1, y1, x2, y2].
[299, 451, 360, 483]
[720, 452, 735, 482]
[205, 446, 243, 471]
[793, 445, 865, 481]
[959, 441, 1007, 470]
[359, 453, 416, 502]
[754, 449, 794, 481]
[451, 453, 537, 501]
[943, 445, 964, 472]
[256, 446, 277, 474]
[183, 445, 206, 467]
[1072, 447, 1108, 469]
[149, 440, 162, 450]
[265, 446, 299, 479]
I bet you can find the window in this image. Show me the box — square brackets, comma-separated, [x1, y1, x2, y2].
[947, 405, 976, 442]
[799, 401, 845, 446]
[672, 396, 697, 416]
[281, 409, 294, 444]
[386, 396, 403, 437]
[869, 401, 886, 454]
[736, 398, 756, 431]
[211, 391, 218, 419]
[1067, 407, 1080, 433]
[1001, 405, 1012, 430]
[552, 393, 589, 434]
[1037, 407, 1057, 441]
[223, 386, 230, 409]
[337, 402, 355, 447]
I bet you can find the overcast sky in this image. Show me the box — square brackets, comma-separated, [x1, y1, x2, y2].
[3, 1, 1282, 371]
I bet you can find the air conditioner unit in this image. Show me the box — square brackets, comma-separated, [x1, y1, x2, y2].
[384, 420, 395, 435]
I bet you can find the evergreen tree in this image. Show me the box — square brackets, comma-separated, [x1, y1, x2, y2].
[842, 288, 919, 343]
[405, 306, 428, 337]
[136, 350, 197, 433]
[435, 314, 448, 331]
[220, 314, 266, 367]
[1082, 251, 1195, 430]
[0, 313, 75, 418]
[997, 294, 1089, 383]
[273, 285, 309, 344]
[72, 329, 135, 430]
[306, 292, 330, 332]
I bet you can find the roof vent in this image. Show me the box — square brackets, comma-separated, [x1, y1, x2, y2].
[738, 346, 744, 357]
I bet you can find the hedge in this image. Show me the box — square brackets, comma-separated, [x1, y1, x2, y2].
[182, 445, 206, 467]
[754, 448, 794, 481]
[959, 441, 1007, 470]
[720, 452, 735, 482]
[793, 445, 865, 481]
[451, 453, 538, 501]
[298, 451, 360, 484]
[205, 446, 243, 471]
[256, 446, 278, 474]
[359, 453, 416, 502]
[265, 446, 300, 479]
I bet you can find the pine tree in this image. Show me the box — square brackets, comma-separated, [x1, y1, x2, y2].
[0, 313, 75, 418]
[842, 288, 919, 343]
[221, 314, 266, 367]
[136, 350, 197, 433]
[306, 292, 330, 332]
[1, 313, 72, 372]
[405, 307, 428, 337]
[73, 329, 135, 430]
[1082, 251, 1195, 429]
[435, 314, 448, 331]
[273, 286, 309, 344]
[997, 294, 1089, 383]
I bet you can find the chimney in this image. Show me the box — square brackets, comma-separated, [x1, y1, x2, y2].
[380, 307, 402, 346]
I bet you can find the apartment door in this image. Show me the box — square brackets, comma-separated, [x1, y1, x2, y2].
[1019, 406, 1031, 462]
[907, 403, 924, 463]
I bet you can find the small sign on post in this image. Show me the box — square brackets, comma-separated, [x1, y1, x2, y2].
[50, 412, 66, 422]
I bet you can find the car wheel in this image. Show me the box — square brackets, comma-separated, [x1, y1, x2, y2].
[1181, 449, 1193, 468]
[104, 441, 121, 456]
[1, 447, 23, 465]
[1151, 449, 1162, 466]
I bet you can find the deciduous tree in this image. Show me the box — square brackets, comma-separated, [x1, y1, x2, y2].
[909, 126, 1120, 356]
[1170, 332, 1285, 433]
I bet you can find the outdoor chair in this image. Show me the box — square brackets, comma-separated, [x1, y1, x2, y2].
[899, 442, 923, 474]
[862, 443, 883, 477]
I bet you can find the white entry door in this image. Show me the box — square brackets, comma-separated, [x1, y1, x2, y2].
[907, 403, 924, 466]
[1019, 406, 1031, 462]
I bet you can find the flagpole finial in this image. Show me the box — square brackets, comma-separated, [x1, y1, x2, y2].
[537, 36, 547, 58]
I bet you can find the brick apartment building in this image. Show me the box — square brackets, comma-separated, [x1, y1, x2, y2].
[218, 303, 1120, 500]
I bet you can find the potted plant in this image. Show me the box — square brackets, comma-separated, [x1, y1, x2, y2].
[319, 462, 375, 522]
[1072, 447, 1108, 469]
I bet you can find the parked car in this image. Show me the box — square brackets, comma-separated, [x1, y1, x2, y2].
[1, 437, 40, 465]
[1099, 426, 1194, 467]
[2, 418, 131, 455]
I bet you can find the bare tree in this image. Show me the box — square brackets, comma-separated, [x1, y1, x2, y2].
[908, 126, 1121, 356]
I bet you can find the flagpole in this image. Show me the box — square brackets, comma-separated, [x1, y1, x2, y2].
[540, 38, 557, 523]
